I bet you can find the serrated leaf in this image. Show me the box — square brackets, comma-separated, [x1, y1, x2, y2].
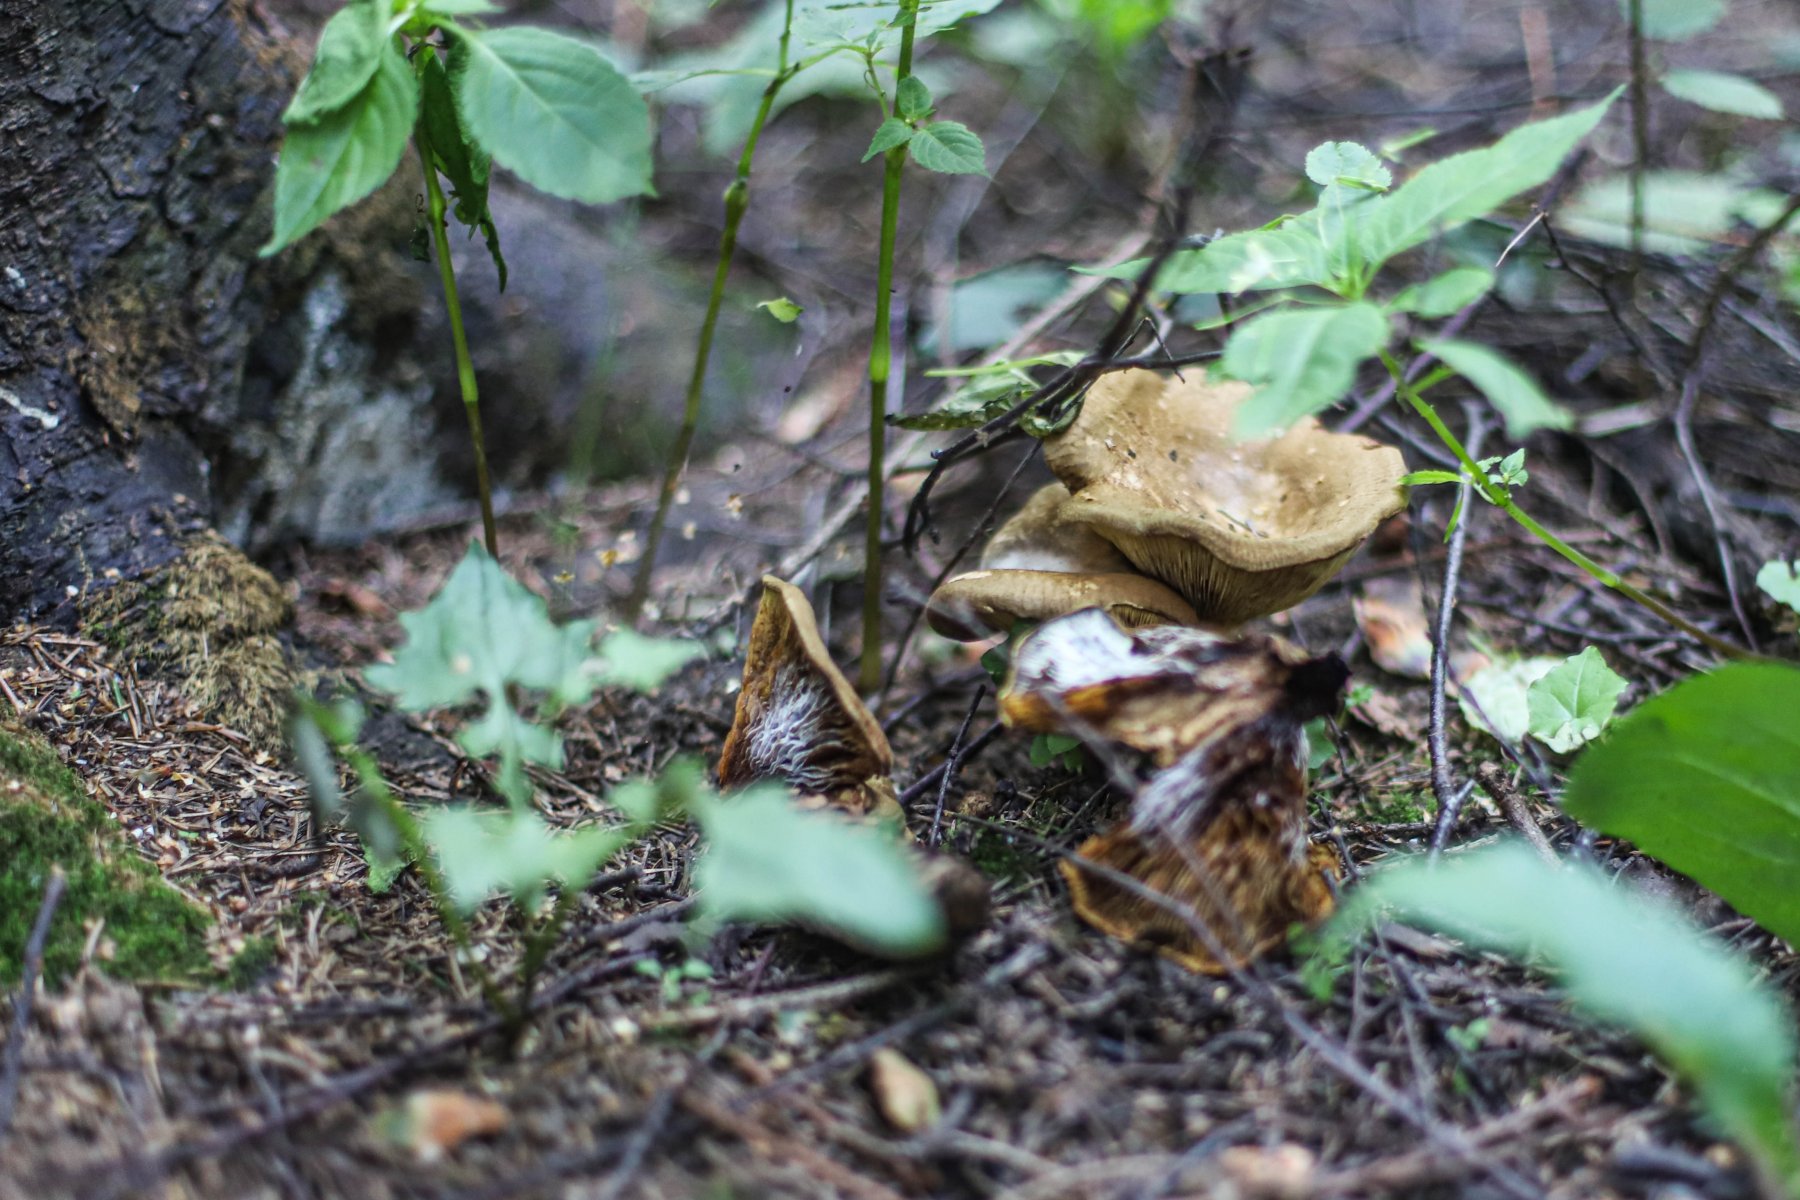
[1388, 266, 1493, 317]
[1625, 0, 1726, 40]
[1564, 662, 1800, 951]
[1329, 843, 1800, 1191]
[1756, 560, 1800, 611]
[1422, 337, 1571, 438]
[263, 43, 418, 255]
[896, 75, 932, 120]
[1459, 655, 1560, 743]
[757, 297, 804, 323]
[907, 120, 987, 175]
[692, 785, 945, 957]
[284, 0, 389, 125]
[1222, 302, 1389, 436]
[364, 543, 599, 803]
[425, 807, 629, 913]
[1662, 69, 1785, 120]
[1305, 141, 1391, 191]
[1355, 92, 1618, 269]
[1526, 646, 1627, 752]
[863, 117, 914, 162]
[450, 26, 654, 204]
[594, 629, 703, 693]
[1099, 222, 1334, 295]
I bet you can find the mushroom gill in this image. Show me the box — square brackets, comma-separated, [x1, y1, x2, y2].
[1003, 608, 1347, 972]
[1042, 369, 1408, 625]
[926, 482, 1200, 641]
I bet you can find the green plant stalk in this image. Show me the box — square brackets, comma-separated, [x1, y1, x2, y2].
[627, 0, 799, 623]
[860, 0, 921, 695]
[416, 137, 500, 557]
[1383, 354, 1753, 661]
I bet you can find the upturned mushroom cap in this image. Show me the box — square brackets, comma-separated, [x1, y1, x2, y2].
[925, 483, 1201, 641]
[1043, 370, 1407, 624]
[718, 576, 901, 825]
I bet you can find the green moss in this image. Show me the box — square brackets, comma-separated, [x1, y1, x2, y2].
[0, 718, 211, 986]
[964, 825, 1037, 884]
[226, 935, 278, 990]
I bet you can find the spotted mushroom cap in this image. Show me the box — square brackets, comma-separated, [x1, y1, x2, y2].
[1043, 370, 1408, 625]
[925, 483, 1201, 641]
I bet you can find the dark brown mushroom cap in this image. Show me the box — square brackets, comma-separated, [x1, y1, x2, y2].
[924, 483, 1201, 640]
[717, 576, 900, 824]
[1043, 370, 1408, 624]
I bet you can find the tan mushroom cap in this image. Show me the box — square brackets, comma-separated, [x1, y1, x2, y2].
[1043, 370, 1408, 625]
[925, 483, 1202, 641]
[717, 576, 901, 825]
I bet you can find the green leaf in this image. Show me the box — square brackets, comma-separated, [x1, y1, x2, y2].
[1400, 469, 1464, 486]
[1387, 266, 1493, 317]
[1101, 222, 1334, 295]
[692, 785, 946, 957]
[1561, 170, 1794, 256]
[423, 0, 501, 12]
[1564, 662, 1800, 949]
[1422, 338, 1572, 438]
[1329, 843, 1800, 1191]
[908, 120, 988, 175]
[449, 26, 654, 204]
[1756, 560, 1800, 611]
[594, 629, 703, 693]
[262, 43, 418, 255]
[425, 807, 629, 913]
[1355, 92, 1618, 270]
[1662, 69, 1785, 120]
[419, 51, 507, 289]
[896, 75, 932, 121]
[1625, 0, 1726, 40]
[283, 0, 389, 125]
[862, 116, 914, 162]
[757, 296, 804, 323]
[1525, 646, 1627, 753]
[1222, 302, 1390, 436]
[364, 543, 599, 804]
[1459, 654, 1560, 743]
[1304, 141, 1391, 192]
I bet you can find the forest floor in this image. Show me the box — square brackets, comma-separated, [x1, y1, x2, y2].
[5, 0, 1800, 1197]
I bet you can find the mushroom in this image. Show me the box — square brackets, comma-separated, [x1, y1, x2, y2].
[925, 482, 1201, 641]
[718, 576, 992, 942]
[1002, 608, 1347, 972]
[1042, 370, 1408, 625]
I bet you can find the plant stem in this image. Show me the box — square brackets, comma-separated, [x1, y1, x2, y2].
[626, 1, 798, 623]
[1383, 356, 1754, 661]
[860, 0, 921, 695]
[1626, 0, 1648, 271]
[417, 138, 499, 556]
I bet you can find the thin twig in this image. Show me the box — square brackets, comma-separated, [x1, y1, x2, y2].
[1429, 409, 1486, 856]
[928, 685, 987, 848]
[0, 866, 66, 1142]
[1672, 374, 1757, 649]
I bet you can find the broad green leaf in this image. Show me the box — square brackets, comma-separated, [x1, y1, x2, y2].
[450, 26, 654, 204]
[1662, 69, 1785, 120]
[692, 785, 945, 957]
[896, 75, 932, 121]
[1066, 0, 1170, 54]
[1387, 266, 1493, 317]
[1355, 93, 1618, 269]
[1305, 142, 1391, 192]
[424, 0, 502, 12]
[908, 120, 987, 175]
[365, 543, 599, 804]
[1422, 338, 1571, 438]
[263, 44, 418, 255]
[1625, 0, 1726, 40]
[1564, 663, 1800, 949]
[284, 0, 389, 125]
[863, 116, 914, 162]
[595, 629, 704, 693]
[1399, 469, 1463, 486]
[1102, 221, 1334, 295]
[757, 297, 804, 323]
[1222, 302, 1389, 436]
[1756, 560, 1800, 611]
[1459, 654, 1560, 743]
[425, 807, 629, 913]
[1561, 170, 1794, 256]
[420, 51, 507, 289]
[1329, 843, 1800, 1190]
[1525, 646, 1627, 752]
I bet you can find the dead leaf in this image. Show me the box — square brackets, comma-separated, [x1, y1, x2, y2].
[1217, 1142, 1316, 1198]
[1355, 575, 1434, 679]
[395, 1089, 507, 1163]
[868, 1049, 941, 1133]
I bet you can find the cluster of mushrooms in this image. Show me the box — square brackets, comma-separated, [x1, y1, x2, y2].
[721, 369, 1408, 972]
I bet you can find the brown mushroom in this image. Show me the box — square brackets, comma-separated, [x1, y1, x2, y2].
[1042, 369, 1408, 625]
[718, 576, 902, 827]
[1002, 608, 1347, 972]
[926, 482, 1201, 641]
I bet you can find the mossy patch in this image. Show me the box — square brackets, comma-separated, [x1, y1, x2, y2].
[0, 715, 211, 987]
[83, 531, 303, 748]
